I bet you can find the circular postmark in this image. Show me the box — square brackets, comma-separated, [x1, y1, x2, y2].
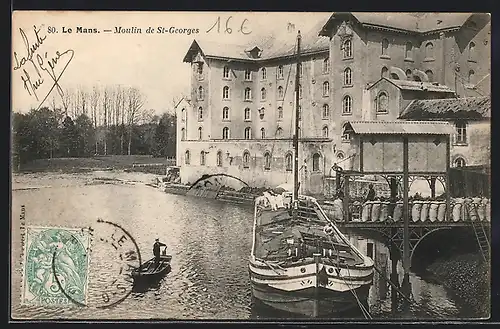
[52, 218, 142, 309]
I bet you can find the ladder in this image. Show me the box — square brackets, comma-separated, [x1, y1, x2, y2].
[468, 204, 490, 262]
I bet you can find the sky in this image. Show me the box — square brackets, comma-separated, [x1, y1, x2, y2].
[11, 11, 332, 115]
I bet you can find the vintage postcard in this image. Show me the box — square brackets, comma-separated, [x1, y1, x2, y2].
[11, 11, 491, 321]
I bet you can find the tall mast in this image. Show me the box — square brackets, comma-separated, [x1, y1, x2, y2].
[293, 31, 302, 203]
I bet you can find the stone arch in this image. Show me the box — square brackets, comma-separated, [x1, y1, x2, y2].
[389, 66, 407, 80]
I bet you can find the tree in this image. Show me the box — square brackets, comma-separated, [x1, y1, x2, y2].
[125, 87, 146, 155]
[75, 114, 95, 157]
[60, 116, 79, 157]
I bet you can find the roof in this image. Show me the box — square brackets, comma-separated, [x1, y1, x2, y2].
[400, 97, 491, 120]
[372, 78, 456, 93]
[319, 12, 487, 35]
[346, 120, 455, 135]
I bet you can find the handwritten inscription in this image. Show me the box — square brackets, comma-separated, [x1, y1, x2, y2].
[13, 25, 74, 110]
[207, 16, 251, 35]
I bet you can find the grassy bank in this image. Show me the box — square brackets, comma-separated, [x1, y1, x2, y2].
[16, 156, 174, 173]
[427, 252, 490, 318]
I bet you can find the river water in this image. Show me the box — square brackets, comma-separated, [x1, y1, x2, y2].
[11, 171, 472, 320]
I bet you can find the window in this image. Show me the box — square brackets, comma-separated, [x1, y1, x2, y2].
[322, 125, 329, 138]
[342, 95, 352, 114]
[261, 67, 267, 80]
[455, 122, 467, 144]
[425, 70, 434, 82]
[337, 151, 345, 160]
[468, 70, 475, 84]
[198, 127, 203, 140]
[243, 151, 250, 168]
[198, 107, 203, 121]
[391, 73, 400, 80]
[222, 107, 230, 120]
[425, 42, 434, 59]
[298, 127, 302, 138]
[217, 151, 223, 167]
[197, 86, 204, 100]
[323, 81, 330, 96]
[312, 153, 321, 172]
[454, 157, 466, 168]
[264, 152, 271, 170]
[261, 128, 266, 139]
[381, 39, 389, 56]
[200, 151, 206, 165]
[185, 150, 190, 165]
[341, 123, 351, 142]
[343, 67, 352, 85]
[181, 108, 186, 122]
[343, 39, 352, 58]
[323, 58, 330, 73]
[181, 128, 185, 141]
[298, 63, 303, 77]
[381, 66, 389, 78]
[276, 127, 283, 137]
[261, 88, 266, 101]
[376, 92, 389, 113]
[222, 127, 229, 139]
[244, 127, 252, 139]
[298, 106, 302, 121]
[322, 104, 330, 119]
[298, 85, 303, 99]
[277, 86, 284, 99]
[223, 66, 230, 78]
[405, 42, 412, 59]
[285, 152, 293, 171]
[468, 42, 475, 60]
[197, 63, 203, 76]
[277, 106, 283, 120]
[223, 86, 230, 99]
[259, 107, 265, 120]
[406, 69, 413, 80]
[244, 69, 252, 80]
[244, 108, 251, 121]
[244, 87, 252, 101]
[277, 65, 284, 79]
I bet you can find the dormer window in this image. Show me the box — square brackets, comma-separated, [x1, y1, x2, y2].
[246, 46, 262, 59]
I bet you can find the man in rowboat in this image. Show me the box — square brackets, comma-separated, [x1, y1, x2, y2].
[153, 238, 167, 266]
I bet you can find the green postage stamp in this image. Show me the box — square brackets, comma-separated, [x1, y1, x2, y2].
[21, 226, 91, 306]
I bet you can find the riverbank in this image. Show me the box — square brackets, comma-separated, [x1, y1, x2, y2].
[427, 252, 490, 318]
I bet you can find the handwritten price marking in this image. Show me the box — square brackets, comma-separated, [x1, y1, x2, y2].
[206, 16, 251, 35]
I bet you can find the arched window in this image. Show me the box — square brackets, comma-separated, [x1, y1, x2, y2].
[337, 151, 345, 160]
[198, 107, 203, 121]
[264, 152, 271, 170]
[200, 151, 206, 165]
[198, 127, 203, 140]
[323, 81, 330, 96]
[244, 127, 252, 139]
[222, 107, 230, 120]
[376, 92, 389, 113]
[217, 150, 223, 167]
[413, 76, 421, 82]
[381, 66, 389, 78]
[425, 70, 434, 82]
[181, 108, 186, 122]
[341, 123, 351, 141]
[455, 122, 467, 144]
[223, 66, 230, 78]
[181, 128, 186, 141]
[285, 152, 293, 171]
[277, 86, 284, 99]
[454, 157, 466, 168]
[259, 107, 265, 119]
[243, 151, 250, 168]
[277, 65, 284, 79]
[468, 70, 475, 84]
[276, 127, 283, 137]
[468, 42, 475, 60]
[261, 88, 266, 101]
[342, 95, 352, 114]
[323, 58, 330, 73]
[343, 39, 352, 58]
[244, 107, 251, 121]
[244, 87, 252, 101]
[299, 84, 303, 99]
[261, 67, 267, 80]
[312, 153, 321, 172]
[343, 67, 352, 85]
[198, 86, 204, 100]
[405, 42, 412, 59]
[197, 63, 203, 76]
[222, 86, 230, 99]
[322, 125, 329, 138]
[222, 127, 229, 139]
[244, 69, 252, 80]
[390, 73, 400, 80]
[406, 69, 413, 80]
[381, 39, 389, 56]
[260, 128, 266, 139]
[322, 104, 330, 119]
[184, 150, 190, 165]
[277, 106, 283, 120]
[425, 42, 434, 59]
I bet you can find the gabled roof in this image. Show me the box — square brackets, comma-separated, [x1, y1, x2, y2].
[345, 120, 455, 135]
[399, 97, 491, 120]
[183, 40, 253, 62]
[368, 77, 455, 93]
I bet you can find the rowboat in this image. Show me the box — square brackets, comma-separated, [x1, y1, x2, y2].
[132, 253, 172, 282]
